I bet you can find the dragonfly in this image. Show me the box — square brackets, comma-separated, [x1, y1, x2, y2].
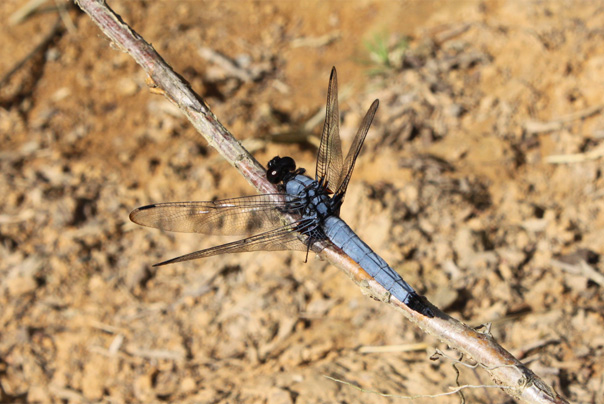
[130, 67, 433, 317]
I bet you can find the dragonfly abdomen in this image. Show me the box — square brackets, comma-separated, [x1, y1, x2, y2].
[322, 216, 418, 306]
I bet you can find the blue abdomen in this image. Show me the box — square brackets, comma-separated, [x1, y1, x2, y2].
[323, 216, 415, 296]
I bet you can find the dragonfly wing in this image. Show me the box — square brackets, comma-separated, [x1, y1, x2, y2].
[153, 220, 313, 266]
[129, 194, 303, 236]
[315, 67, 344, 191]
[334, 99, 379, 200]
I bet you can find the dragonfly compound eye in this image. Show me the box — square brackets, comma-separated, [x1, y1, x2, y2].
[267, 156, 297, 184]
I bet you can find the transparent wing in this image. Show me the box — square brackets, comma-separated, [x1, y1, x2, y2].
[334, 99, 379, 200]
[129, 194, 303, 236]
[153, 220, 314, 266]
[315, 66, 343, 192]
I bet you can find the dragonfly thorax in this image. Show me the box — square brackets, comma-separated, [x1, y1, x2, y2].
[267, 156, 335, 221]
[284, 174, 335, 221]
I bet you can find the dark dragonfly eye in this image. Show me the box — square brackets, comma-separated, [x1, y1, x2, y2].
[267, 156, 296, 184]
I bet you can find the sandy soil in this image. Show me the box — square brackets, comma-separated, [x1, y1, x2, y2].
[1, 1, 603, 403]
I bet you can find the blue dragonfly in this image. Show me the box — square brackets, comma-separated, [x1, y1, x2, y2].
[130, 67, 432, 317]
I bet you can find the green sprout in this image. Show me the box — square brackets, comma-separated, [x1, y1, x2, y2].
[363, 31, 409, 76]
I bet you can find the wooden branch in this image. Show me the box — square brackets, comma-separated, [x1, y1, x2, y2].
[74, 1, 568, 403]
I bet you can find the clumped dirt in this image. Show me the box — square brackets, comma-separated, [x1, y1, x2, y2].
[1, 1, 603, 403]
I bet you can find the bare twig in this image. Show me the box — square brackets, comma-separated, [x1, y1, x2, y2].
[290, 31, 341, 48]
[546, 142, 604, 164]
[73, 1, 567, 403]
[55, 0, 77, 33]
[48, 385, 88, 403]
[198, 46, 259, 82]
[125, 347, 185, 361]
[358, 342, 429, 354]
[9, 0, 48, 25]
[552, 259, 604, 286]
[9, 0, 76, 32]
[324, 374, 514, 400]
[524, 104, 603, 134]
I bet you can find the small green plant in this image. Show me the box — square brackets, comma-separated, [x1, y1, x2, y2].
[363, 31, 409, 76]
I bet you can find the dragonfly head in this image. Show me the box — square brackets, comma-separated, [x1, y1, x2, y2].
[267, 156, 297, 184]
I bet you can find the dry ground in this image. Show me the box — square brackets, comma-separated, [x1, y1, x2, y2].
[1, 1, 603, 403]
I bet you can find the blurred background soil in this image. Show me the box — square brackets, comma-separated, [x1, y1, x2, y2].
[1, 1, 603, 403]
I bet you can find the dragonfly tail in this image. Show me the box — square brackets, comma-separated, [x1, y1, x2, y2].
[406, 293, 434, 318]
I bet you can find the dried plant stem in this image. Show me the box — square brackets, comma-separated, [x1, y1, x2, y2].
[74, 1, 567, 403]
